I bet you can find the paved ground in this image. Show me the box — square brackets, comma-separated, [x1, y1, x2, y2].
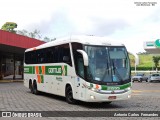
[0, 81, 160, 120]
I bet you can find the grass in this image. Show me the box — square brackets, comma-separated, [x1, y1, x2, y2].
[129, 54, 153, 67]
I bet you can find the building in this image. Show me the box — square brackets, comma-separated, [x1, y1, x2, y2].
[0, 30, 45, 80]
[144, 39, 160, 54]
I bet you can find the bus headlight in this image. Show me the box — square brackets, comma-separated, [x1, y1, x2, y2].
[128, 94, 131, 98]
[125, 87, 131, 91]
[90, 88, 101, 92]
[90, 95, 96, 99]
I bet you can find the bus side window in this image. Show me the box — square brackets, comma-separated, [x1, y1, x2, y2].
[53, 47, 59, 63]
[37, 50, 44, 63]
[58, 44, 72, 66]
[25, 51, 36, 64]
[46, 47, 54, 63]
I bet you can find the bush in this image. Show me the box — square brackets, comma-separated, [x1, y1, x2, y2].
[131, 67, 159, 71]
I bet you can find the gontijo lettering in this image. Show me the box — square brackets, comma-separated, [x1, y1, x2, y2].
[48, 68, 61, 74]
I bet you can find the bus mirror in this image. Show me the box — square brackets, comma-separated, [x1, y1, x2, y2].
[77, 50, 88, 66]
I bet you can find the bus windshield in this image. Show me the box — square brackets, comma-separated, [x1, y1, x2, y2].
[84, 45, 130, 85]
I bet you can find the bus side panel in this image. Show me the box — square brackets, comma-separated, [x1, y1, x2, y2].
[54, 64, 76, 97]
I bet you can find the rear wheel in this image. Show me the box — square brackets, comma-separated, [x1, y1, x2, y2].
[65, 85, 76, 104]
[33, 81, 39, 95]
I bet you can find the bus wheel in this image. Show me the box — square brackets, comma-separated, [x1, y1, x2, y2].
[33, 81, 39, 95]
[29, 81, 34, 94]
[66, 85, 76, 104]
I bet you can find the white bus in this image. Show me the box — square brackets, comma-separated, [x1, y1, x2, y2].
[24, 35, 131, 104]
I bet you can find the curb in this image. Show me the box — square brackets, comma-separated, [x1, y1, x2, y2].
[0, 80, 24, 83]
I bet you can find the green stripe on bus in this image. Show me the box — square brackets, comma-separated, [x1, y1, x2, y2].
[41, 75, 44, 83]
[24, 66, 35, 74]
[24, 65, 67, 76]
[31, 66, 35, 74]
[39, 66, 42, 74]
[119, 82, 131, 89]
[101, 85, 107, 90]
[91, 82, 131, 90]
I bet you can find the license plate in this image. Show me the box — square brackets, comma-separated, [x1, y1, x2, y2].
[108, 96, 116, 100]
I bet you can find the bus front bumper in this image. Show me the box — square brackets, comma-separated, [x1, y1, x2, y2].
[84, 88, 132, 102]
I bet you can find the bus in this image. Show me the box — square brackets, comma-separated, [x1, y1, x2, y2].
[24, 35, 131, 104]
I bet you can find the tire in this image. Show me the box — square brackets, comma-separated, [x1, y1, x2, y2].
[146, 78, 148, 82]
[139, 78, 142, 82]
[33, 81, 39, 95]
[65, 85, 76, 104]
[29, 81, 34, 94]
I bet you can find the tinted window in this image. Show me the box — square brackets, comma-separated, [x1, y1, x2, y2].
[152, 74, 159, 76]
[24, 43, 72, 66]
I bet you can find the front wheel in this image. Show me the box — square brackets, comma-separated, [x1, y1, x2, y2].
[65, 86, 76, 104]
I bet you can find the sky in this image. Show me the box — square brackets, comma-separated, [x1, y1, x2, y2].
[0, 0, 160, 54]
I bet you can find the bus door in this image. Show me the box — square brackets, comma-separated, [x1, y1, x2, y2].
[74, 56, 85, 99]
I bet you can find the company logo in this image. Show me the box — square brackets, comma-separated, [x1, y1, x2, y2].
[48, 68, 61, 74]
[46, 65, 67, 76]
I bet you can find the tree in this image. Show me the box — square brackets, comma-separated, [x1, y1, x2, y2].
[43, 36, 51, 42]
[17, 29, 54, 42]
[28, 29, 42, 39]
[1, 22, 53, 41]
[1, 22, 17, 33]
[152, 56, 160, 71]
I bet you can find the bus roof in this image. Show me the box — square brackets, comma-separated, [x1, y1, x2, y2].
[25, 35, 124, 52]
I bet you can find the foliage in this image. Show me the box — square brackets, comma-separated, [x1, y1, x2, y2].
[131, 67, 156, 71]
[1, 22, 17, 33]
[129, 54, 160, 71]
[1, 22, 55, 42]
[152, 56, 160, 69]
[17, 29, 55, 42]
[129, 54, 153, 67]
